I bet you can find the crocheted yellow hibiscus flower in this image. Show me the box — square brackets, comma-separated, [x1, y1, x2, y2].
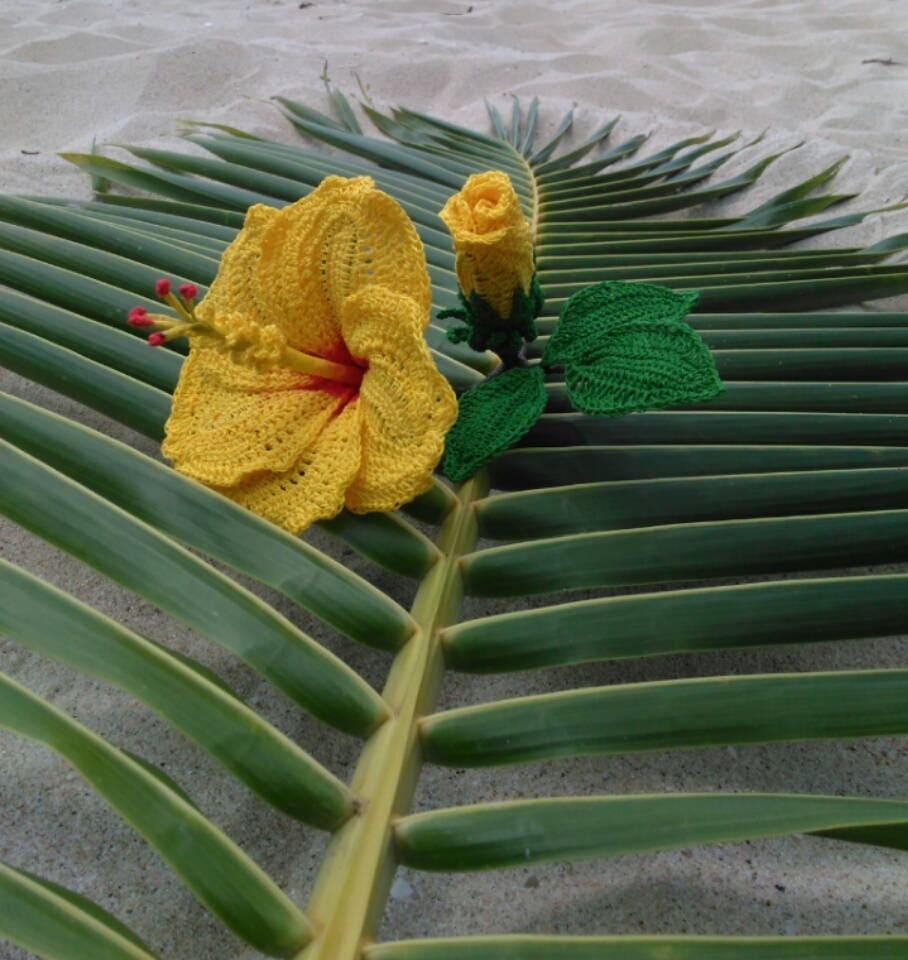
[131, 175, 457, 533]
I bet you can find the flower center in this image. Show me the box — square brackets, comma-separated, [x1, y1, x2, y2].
[284, 348, 366, 387]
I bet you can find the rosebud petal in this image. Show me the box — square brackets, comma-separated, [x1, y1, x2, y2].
[439, 170, 534, 321]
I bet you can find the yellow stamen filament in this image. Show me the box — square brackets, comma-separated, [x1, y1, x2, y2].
[281, 348, 365, 385]
[163, 291, 196, 323]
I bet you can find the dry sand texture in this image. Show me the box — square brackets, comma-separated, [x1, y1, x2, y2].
[3, 1, 908, 958]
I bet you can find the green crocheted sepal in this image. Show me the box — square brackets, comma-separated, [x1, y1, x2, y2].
[439, 275, 544, 356]
[542, 281, 723, 417]
[442, 365, 547, 483]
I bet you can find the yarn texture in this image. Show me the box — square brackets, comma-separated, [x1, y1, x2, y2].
[442, 365, 547, 483]
[161, 175, 458, 533]
[543, 281, 723, 417]
[438, 170, 542, 359]
[439, 170, 534, 318]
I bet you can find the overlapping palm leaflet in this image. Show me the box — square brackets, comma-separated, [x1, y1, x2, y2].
[3, 89, 908, 958]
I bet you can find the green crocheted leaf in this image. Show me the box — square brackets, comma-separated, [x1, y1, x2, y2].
[442, 366, 547, 483]
[563, 317, 724, 417]
[543, 281, 700, 368]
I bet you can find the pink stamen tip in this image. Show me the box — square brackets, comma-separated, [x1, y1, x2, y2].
[155, 278, 172, 298]
[128, 315, 155, 328]
[147, 332, 167, 347]
[178, 283, 198, 301]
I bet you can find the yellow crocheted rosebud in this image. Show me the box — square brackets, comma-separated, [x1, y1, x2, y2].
[439, 170, 534, 319]
[160, 175, 458, 534]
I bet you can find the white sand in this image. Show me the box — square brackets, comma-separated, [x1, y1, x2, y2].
[3, 1, 908, 957]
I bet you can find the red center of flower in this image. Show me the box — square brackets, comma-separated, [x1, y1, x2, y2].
[304, 340, 367, 400]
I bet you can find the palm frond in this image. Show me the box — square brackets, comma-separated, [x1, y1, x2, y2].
[3, 92, 908, 959]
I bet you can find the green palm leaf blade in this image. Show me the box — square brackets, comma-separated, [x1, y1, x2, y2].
[18, 198, 234, 254]
[483, 99, 509, 141]
[0, 246, 170, 331]
[421, 670, 908, 766]
[0, 393, 420, 649]
[0, 321, 173, 438]
[319, 509, 441, 578]
[476, 468, 908, 539]
[462, 510, 908, 597]
[71, 194, 246, 232]
[0, 287, 181, 393]
[0, 672, 312, 956]
[710, 347, 908, 380]
[392, 106, 520, 155]
[701, 326, 908, 347]
[0, 218, 212, 295]
[0, 860, 159, 960]
[537, 248, 899, 291]
[0, 559, 355, 827]
[325, 83, 363, 134]
[0, 196, 221, 279]
[184, 133, 450, 210]
[528, 107, 574, 165]
[61, 152, 272, 209]
[444, 573, 908, 673]
[509, 97, 522, 147]
[689, 310, 908, 330]
[536, 131, 711, 186]
[125, 145, 315, 203]
[491, 443, 908, 489]
[275, 109, 469, 188]
[664, 382, 908, 414]
[525, 410, 908, 447]
[367, 936, 908, 960]
[394, 794, 908, 872]
[538, 153, 786, 223]
[532, 116, 621, 173]
[0, 438, 388, 737]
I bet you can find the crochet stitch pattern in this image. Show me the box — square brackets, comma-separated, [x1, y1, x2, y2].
[442, 365, 547, 483]
[438, 170, 541, 358]
[543, 281, 723, 417]
[140, 175, 458, 534]
[434, 173, 722, 482]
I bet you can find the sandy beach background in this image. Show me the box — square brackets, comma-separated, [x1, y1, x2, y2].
[3, 1, 908, 957]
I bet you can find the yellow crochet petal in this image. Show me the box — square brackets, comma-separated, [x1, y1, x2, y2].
[439, 170, 534, 318]
[256, 176, 433, 352]
[162, 342, 354, 487]
[217, 401, 362, 534]
[340, 287, 458, 513]
[195, 204, 280, 332]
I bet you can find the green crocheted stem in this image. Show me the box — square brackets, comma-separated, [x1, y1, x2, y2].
[440, 275, 544, 360]
[542, 280, 723, 417]
[442, 365, 547, 483]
